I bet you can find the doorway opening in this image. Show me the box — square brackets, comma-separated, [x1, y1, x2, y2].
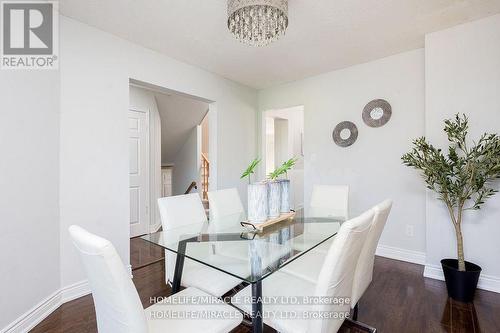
[128, 79, 216, 240]
[262, 106, 304, 210]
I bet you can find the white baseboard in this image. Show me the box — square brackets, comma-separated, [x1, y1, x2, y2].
[60, 280, 91, 303]
[1, 289, 61, 333]
[424, 264, 500, 294]
[1, 280, 91, 333]
[376, 244, 426, 265]
[376, 245, 500, 294]
[2, 262, 134, 332]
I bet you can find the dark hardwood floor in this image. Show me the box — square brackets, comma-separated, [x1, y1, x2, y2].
[31, 239, 500, 333]
[130, 236, 165, 270]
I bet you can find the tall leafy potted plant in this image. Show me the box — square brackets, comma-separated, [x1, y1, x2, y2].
[402, 114, 500, 302]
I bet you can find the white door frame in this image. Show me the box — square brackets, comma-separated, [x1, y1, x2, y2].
[207, 103, 218, 192]
[260, 106, 305, 209]
[129, 106, 150, 237]
[148, 105, 162, 233]
[128, 79, 218, 230]
[260, 105, 304, 178]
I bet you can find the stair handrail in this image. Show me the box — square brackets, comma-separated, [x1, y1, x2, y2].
[201, 153, 209, 200]
[184, 181, 198, 195]
[201, 152, 209, 164]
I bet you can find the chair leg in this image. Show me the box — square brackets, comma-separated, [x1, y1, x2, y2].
[352, 302, 359, 321]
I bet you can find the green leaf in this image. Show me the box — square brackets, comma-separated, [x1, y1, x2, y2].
[402, 113, 500, 214]
[268, 157, 298, 180]
[241, 158, 261, 182]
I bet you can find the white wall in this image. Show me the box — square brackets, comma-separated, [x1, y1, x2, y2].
[153, 92, 208, 165]
[266, 107, 304, 165]
[129, 85, 162, 229]
[259, 49, 426, 254]
[0, 71, 60, 329]
[274, 118, 289, 167]
[172, 127, 201, 196]
[265, 117, 275, 174]
[59, 16, 257, 289]
[424, 14, 500, 290]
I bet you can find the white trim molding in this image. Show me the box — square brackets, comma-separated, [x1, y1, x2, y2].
[1, 290, 61, 333]
[2, 263, 133, 333]
[376, 244, 426, 265]
[60, 280, 91, 303]
[424, 264, 500, 294]
[1, 281, 91, 333]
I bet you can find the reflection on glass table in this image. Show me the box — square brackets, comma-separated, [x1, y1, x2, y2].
[142, 211, 343, 333]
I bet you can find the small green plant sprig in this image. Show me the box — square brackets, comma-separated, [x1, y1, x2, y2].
[280, 157, 298, 179]
[241, 158, 261, 184]
[267, 168, 281, 180]
[268, 157, 298, 180]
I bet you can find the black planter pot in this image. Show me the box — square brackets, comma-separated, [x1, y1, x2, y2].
[441, 258, 482, 303]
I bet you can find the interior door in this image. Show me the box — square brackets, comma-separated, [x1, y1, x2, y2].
[162, 167, 172, 197]
[129, 109, 149, 237]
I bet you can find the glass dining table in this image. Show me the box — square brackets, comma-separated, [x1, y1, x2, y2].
[141, 211, 343, 333]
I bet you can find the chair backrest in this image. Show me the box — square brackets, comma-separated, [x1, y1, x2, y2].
[68, 226, 147, 333]
[207, 188, 245, 221]
[158, 193, 208, 283]
[351, 199, 392, 306]
[309, 185, 349, 219]
[158, 193, 208, 230]
[308, 208, 374, 333]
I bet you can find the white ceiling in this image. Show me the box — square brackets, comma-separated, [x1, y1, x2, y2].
[60, 0, 500, 89]
[154, 92, 208, 164]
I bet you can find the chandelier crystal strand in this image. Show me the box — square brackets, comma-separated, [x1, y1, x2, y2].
[228, 0, 288, 46]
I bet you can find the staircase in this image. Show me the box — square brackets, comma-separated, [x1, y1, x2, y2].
[201, 153, 209, 200]
[201, 153, 210, 216]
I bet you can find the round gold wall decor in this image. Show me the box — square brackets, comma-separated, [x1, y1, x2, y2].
[333, 121, 358, 147]
[362, 99, 392, 127]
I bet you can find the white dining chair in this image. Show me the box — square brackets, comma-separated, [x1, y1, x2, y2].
[351, 199, 392, 320]
[290, 185, 349, 253]
[207, 188, 245, 221]
[290, 185, 348, 253]
[68, 225, 242, 333]
[282, 199, 392, 320]
[309, 185, 349, 219]
[158, 194, 243, 297]
[231, 208, 375, 333]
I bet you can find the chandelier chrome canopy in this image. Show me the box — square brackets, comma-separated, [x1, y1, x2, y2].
[227, 0, 289, 46]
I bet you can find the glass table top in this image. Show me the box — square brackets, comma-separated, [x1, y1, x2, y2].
[141, 212, 343, 283]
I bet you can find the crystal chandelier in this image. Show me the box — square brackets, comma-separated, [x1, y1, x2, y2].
[227, 0, 289, 46]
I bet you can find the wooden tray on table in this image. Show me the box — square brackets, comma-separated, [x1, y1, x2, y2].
[240, 211, 296, 232]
